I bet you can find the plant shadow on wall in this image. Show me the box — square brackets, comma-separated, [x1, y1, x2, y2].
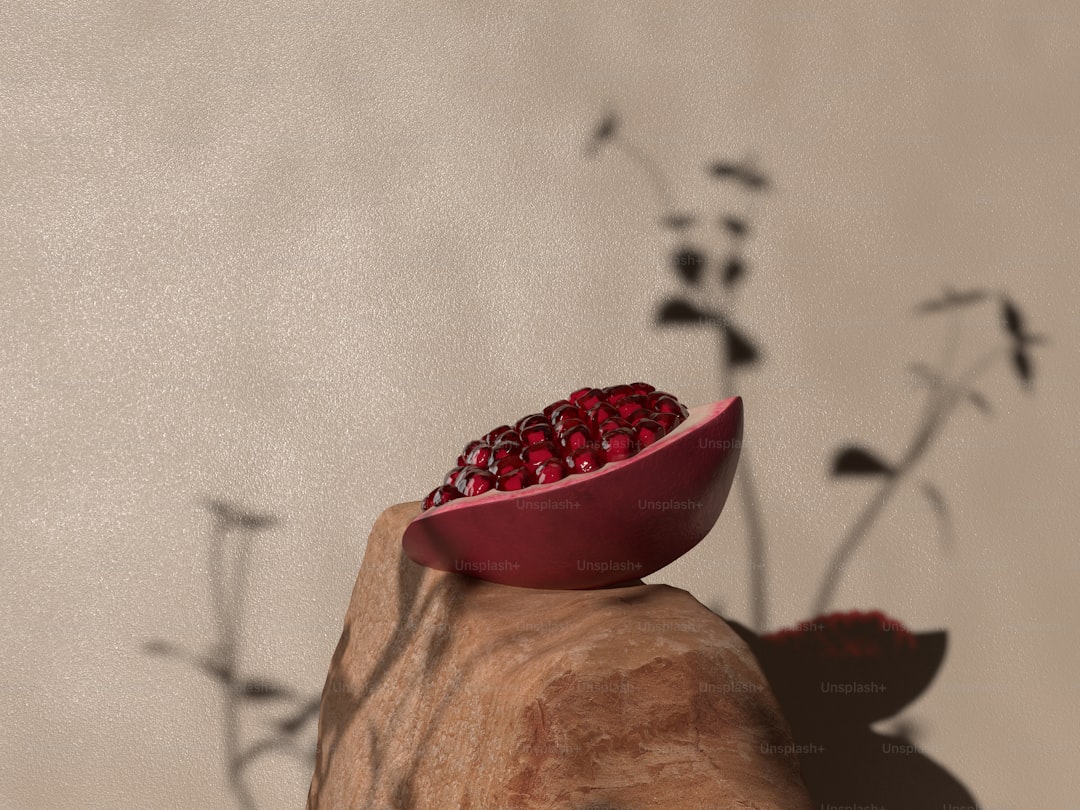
[143, 500, 321, 810]
[587, 114, 1046, 809]
[144, 499, 464, 808]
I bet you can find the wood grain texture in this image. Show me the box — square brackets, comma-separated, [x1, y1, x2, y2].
[307, 502, 812, 809]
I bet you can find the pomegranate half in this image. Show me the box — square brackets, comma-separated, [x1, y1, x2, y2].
[403, 396, 743, 589]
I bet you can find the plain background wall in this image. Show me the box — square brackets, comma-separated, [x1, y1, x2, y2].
[3, 1, 1077, 806]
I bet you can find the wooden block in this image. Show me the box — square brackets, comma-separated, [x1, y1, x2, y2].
[307, 502, 812, 809]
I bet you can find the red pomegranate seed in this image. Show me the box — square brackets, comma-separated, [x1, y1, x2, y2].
[557, 422, 594, 452]
[588, 402, 619, 425]
[568, 386, 592, 403]
[566, 446, 605, 474]
[521, 441, 559, 467]
[652, 396, 688, 418]
[653, 412, 679, 431]
[602, 427, 639, 462]
[516, 413, 548, 431]
[635, 418, 666, 447]
[598, 416, 631, 434]
[543, 399, 572, 418]
[490, 454, 526, 476]
[458, 439, 484, 466]
[491, 440, 521, 461]
[534, 458, 567, 484]
[617, 397, 649, 418]
[422, 483, 463, 511]
[550, 403, 585, 425]
[576, 388, 605, 410]
[520, 422, 555, 445]
[453, 466, 482, 493]
[482, 424, 512, 443]
[630, 382, 655, 394]
[496, 467, 533, 491]
[487, 427, 520, 445]
[466, 443, 494, 467]
[444, 466, 466, 486]
[604, 384, 635, 404]
[651, 394, 689, 420]
[457, 467, 496, 497]
[553, 416, 587, 435]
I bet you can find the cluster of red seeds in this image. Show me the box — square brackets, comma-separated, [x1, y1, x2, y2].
[761, 611, 918, 658]
[421, 383, 689, 511]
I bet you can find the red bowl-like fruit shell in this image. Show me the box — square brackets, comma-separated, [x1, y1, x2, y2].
[402, 396, 743, 589]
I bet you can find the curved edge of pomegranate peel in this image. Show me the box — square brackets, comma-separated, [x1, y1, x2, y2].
[411, 396, 739, 516]
[402, 396, 743, 589]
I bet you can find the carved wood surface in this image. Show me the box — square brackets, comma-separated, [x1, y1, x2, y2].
[307, 502, 812, 809]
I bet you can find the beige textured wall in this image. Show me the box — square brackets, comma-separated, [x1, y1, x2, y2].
[2, 1, 1077, 807]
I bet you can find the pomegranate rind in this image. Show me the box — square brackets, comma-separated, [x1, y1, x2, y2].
[402, 396, 743, 589]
